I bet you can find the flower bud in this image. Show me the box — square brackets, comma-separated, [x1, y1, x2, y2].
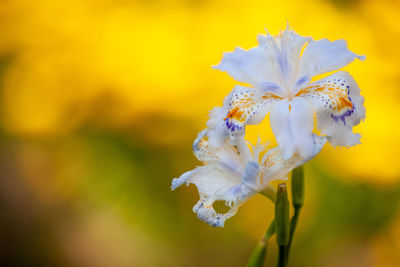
[291, 166, 304, 209]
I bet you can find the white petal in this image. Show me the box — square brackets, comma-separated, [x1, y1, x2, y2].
[279, 29, 311, 68]
[206, 107, 231, 148]
[215, 29, 311, 89]
[193, 196, 239, 227]
[222, 85, 280, 137]
[278, 29, 311, 86]
[173, 137, 290, 227]
[270, 99, 315, 159]
[216, 161, 260, 207]
[296, 71, 365, 147]
[192, 129, 209, 161]
[261, 134, 327, 181]
[270, 100, 294, 159]
[255, 81, 287, 98]
[173, 135, 326, 227]
[178, 164, 241, 227]
[172, 137, 257, 227]
[296, 39, 364, 85]
[290, 97, 315, 159]
[172, 158, 261, 227]
[171, 168, 199, 190]
[183, 165, 241, 198]
[213, 45, 282, 85]
[193, 132, 247, 172]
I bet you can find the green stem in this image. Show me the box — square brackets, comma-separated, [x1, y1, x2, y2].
[264, 218, 276, 240]
[286, 207, 301, 262]
[285, 165, 305, 267]
[277, 245, 288, 267]
[275, 184, 290, 267]
[246, 241, 267, 267]
[246, 219, 276, 267]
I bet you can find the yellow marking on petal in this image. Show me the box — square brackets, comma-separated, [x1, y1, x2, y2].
[335, 92, 353, 111]
[225, 106, 246, 122]
[262, 92, 284, 100]
[225, 92, 281, 126]
[263, 150, 279, 168]
[296, 83, 353, 112]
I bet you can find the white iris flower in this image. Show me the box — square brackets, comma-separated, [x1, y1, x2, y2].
[212, 28, 365, 159]
[171, 27, 364, 227]
[171, 130, 326, 227]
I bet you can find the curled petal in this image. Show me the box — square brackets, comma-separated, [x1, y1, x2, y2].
[193, 196, 239, 227]
[296, 71, 365, 147]
[193, 129, 209, 161]
[223, 85, 281, 134]
[205, 107, 231, 148]
[172, 165, 241, 201]
[171, 161, 260, 227]
[172, 135, 326, 227]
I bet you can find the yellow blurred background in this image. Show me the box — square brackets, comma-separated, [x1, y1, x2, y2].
[0, 0, 399, 266]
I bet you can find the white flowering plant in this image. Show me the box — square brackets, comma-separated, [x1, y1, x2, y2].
[172, 26, 365, 267]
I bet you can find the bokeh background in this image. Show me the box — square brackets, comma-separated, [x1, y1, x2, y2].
[0, 0, 399, 266]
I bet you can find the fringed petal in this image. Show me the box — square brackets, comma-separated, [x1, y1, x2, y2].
[171, 158, 260, 227]
[223, 85, 281, 136]
[296, 71, 365, 147]
[172, 133, 326, 227]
